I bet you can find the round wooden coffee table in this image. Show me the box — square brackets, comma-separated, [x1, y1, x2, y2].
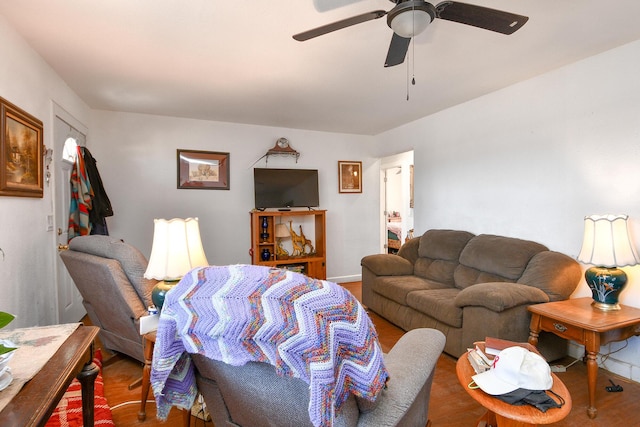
[456, 348, 571, 427]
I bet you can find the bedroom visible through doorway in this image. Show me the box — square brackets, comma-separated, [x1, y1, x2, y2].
[380, 151, 414, 254]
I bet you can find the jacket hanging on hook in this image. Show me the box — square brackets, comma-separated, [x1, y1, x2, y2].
[68, 147, 114, 241]
[82, 147, 113, 236]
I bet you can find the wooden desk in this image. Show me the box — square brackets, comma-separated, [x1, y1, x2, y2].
[0, 325, 99, 427]
[456, 348, 571, 427]
[528, 297, 640, 419]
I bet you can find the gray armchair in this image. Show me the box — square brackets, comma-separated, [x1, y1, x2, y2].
[59, 235, 157, 362]
[192, 328, 445, 427]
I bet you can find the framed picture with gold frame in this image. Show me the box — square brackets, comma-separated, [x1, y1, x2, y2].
[177, 149, 230, 190]
[338, 160, 362, 193]
[0, 97, 44, 198]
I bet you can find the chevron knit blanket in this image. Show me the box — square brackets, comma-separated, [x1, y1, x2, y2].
[151, 264, 388, 427]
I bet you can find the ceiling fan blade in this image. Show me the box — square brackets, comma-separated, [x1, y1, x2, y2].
[293, 10, 387, 41]
[435, 1, 528, 35]
[384, 33, 411, 68]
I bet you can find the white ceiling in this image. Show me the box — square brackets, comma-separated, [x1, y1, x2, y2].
[2, 0, 640, 135]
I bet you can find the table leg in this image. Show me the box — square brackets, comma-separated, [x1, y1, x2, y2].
[585, 348, 598, 419]
[495, 412, 535, 426]
[477, 409, 497, 427]
[528, 314, 541, 347]
[138, 335, 154, 421]
[183, 407, 191, 426]
[77, 344, 100, 427]
[583, 331, 601, 419]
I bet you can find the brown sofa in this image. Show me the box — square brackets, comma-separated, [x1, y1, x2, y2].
[361, 229, 582, 360]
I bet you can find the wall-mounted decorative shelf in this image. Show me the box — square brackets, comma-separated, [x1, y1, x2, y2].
[266, 137, 299, 163]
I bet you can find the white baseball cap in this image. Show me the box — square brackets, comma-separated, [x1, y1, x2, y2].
[472, 346, 553, 395]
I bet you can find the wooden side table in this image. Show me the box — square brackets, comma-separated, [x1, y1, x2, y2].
[528, 297, 640, 419]
[139, 331, 191, 427]
[456, 346, 571, 427]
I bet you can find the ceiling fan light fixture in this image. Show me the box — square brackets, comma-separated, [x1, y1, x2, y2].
[387, 1, 436, 38]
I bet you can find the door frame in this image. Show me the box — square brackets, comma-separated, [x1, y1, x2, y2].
[380, 151, 414, 254]
[52, 102, 88, 323]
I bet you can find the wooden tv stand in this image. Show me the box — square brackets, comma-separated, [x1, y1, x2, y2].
[250, 210, 326, 279]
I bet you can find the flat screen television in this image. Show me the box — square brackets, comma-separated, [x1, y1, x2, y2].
[254, 168, 319, 209]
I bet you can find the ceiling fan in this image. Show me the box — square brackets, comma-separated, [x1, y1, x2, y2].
[293, 1, 529, 67]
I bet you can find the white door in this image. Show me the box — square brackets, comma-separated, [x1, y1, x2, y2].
[53, 110, 88, 324]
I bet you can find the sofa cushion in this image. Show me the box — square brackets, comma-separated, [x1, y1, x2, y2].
[406, 288, 462, 328]
[454, 282, 550, 312]
[517, 251, 582, 301]
[414, 230, 474, 284]
[361, 254, 414, 276]
[396, 236, 420, 265]
[454, 234, 548, 289]
[371, 276, 451, 306]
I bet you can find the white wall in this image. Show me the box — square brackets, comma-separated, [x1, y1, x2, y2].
[3, 6, 640, 384]
[88, 111, 380, 282]
[375, 40, 640, 382]
[0, 15, 90, 328]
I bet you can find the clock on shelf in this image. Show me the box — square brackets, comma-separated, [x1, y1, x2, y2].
[266, 137, 300, 162]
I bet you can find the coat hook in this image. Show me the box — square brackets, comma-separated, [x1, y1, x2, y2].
[0, 248, 4, 261]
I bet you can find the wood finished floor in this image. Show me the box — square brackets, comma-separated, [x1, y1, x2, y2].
[98, 282, 640, 426]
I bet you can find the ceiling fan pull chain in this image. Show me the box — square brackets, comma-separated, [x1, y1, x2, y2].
[412, 13, 416, 87]
[406, 50, 410, 100]
[412, 2, 417, 87]
[407, 2, 416, 101]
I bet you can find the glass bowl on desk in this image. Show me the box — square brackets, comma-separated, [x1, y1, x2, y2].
[0, 339, 16, 391]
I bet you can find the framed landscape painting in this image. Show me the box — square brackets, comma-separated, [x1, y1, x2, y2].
[338, 160, 362, 193]
[177, 149, 230, 190]
[0, 97, 43, 198]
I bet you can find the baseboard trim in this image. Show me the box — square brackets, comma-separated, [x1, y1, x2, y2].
[327, 274, 362, 283]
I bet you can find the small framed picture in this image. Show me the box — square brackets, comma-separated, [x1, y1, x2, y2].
[338, 160, 362, 193]
[0, 97, 44, 198]
[177, 149, 229, 190]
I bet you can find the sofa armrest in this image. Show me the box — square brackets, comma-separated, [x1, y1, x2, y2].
[454, 282, 550, 312]
[359, 328, 445, 427]
[361, 254, 414, 276]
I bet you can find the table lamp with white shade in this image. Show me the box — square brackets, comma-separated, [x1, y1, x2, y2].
[143, 217, 208, 310]
[577, 214, 640, 311]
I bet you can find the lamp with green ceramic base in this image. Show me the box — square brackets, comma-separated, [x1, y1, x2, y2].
[577, 214, 639, 311]
[151, 280, 180, 311]
[144, 217, 208, 311]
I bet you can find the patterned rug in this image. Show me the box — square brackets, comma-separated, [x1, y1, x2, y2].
[45, 349, 115, 427]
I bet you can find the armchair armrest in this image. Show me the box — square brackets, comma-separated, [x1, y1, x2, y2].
[359, 328, 445, 427]
[454, 282, 550, 312]
[361, 254, 414, 276]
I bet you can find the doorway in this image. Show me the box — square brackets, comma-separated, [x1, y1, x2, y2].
[380, 151, 414, 254]
[53, 106, 88, 324]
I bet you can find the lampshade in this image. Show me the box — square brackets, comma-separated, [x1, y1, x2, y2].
[577, 214, 639, 311]
[275, 223, 290, 239]
[387, 1, 436, 38]
[144, 217, 209, 281]
[577, 214, 640, 268]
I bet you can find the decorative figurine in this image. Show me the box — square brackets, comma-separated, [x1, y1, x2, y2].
[289, 221, 315, 256]
[289, 221, 305, 257]
[298, 226, 315, 255]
